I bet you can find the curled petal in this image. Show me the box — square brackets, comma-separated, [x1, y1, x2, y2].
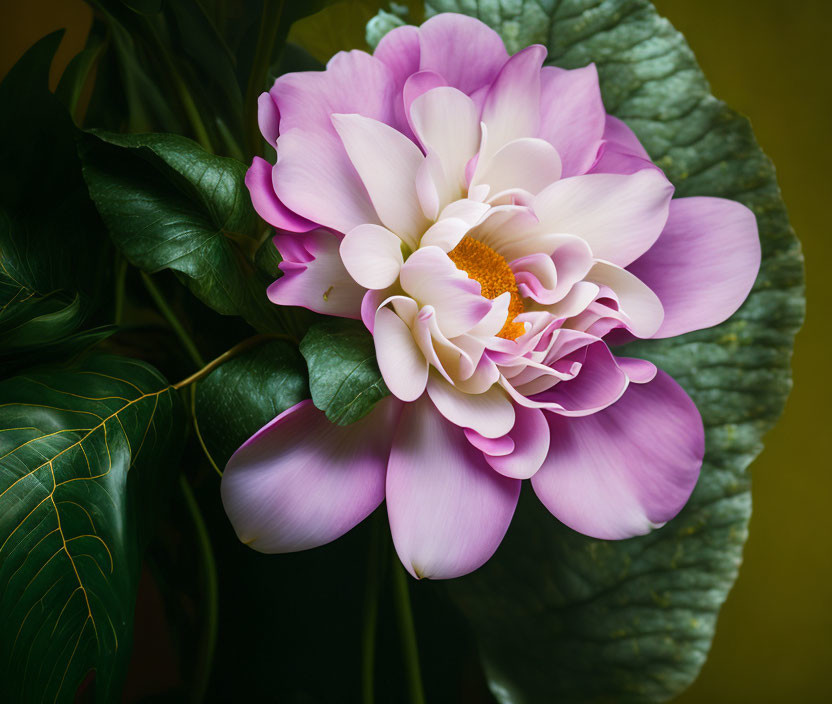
[387, 396, 520, 579]
[222, 398, 400, 553]
[532, 370, 703, 540]
[586, 261, 665, 338]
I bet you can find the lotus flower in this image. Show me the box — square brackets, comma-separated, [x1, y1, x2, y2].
[222, 13, 760, 579]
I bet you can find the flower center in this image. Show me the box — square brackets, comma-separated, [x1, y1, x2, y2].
[448, 236, 525, 339]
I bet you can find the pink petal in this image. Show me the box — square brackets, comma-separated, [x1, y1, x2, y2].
[532, 370, 703, 540]
[373, 24, 421, 137]
[274, 128, 380, 235]
[374, 306, 429, 402]
[245, 157, 317, 233]
[417, 13, 509, 95]
[267, 231, 364, 319]
[601, 115, 650, 159]
[532, 170, 674, 267]
[221, 398, 400, 553]
[482, 405, 550, 479]
[340, 224, 405, 289]
[527, 341, 629, 415]
[538, 64, 606, 177]
[614, 356, 658, 384]
[257, 92, 280, 146]
[627, 197, 761, 338]
[480, 45, 546, 161]
[270, 49, 394, 135]
[332, 113, 429, 245]
[386, 396, 521, 579]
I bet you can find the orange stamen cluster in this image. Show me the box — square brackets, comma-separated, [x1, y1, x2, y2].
[448, 236, 525, 339]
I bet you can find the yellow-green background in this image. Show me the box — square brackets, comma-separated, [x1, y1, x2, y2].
[0, 1, 828, 701]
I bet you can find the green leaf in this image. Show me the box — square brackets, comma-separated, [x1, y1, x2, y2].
[79, 130, 285, 333]
[0, 354, 184, 703]
[0, 326, 117, 378]
[194, 339, 308, 465]
[413, 1, 806, 702]
[300, 318, 390, 426]
[0, 32, 109, 363]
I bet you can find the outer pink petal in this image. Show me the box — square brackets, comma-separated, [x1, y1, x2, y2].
[270, 49, 394, 135]
[386, 395, 521, 579]
[257, 92, 280, 146]
[373, 24, 421, 137]
[221, 398, 400, 553]
[627, 197, 761, 338]
[538, 65, 606, 177]
[268, 231, 364, 319]
[532, 370, 703, 540]
[480, 45, 546, 160]
[245, 157, 317, 233]
[274, 128, 380, 235]
[417, 13, 509, 95]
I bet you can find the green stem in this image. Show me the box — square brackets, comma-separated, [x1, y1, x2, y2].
[178, 476, 219, 704]
[362, 515, 386, 704]
[244, 0, 286, 156]
[391, 554, 426, 704]
[173, 71, 214, 153]
[140, 271, 205, 368]
[190, 385, 222, 478]
[113, 254, 128, 324]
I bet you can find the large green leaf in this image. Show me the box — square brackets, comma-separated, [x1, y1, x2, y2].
[80, 131, 284, 333]
[194, 339, 308, 465]
[0, 32, 108, 360]
[411, 1, 805, 702]
[300, 318, 390, 426]
[0, 355, 184, 703]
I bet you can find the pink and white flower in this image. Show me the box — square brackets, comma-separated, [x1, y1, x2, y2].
[223, 13, 761, 579]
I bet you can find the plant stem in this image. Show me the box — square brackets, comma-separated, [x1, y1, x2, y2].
[113, 254, 128, 324]
[391, 553, 426, 704]
[190, 385, 222, 478]
[140, 271, 205, 368]
[362, 514, 386, 704]
[173, 71, 215, 153]
[172, 333, 295, 390]
[178, 476, 219, 704]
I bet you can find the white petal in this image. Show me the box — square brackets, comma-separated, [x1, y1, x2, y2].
[374, 306, 429, 402]
[340, 224, 405, 289]
[332, 113, 429, 246]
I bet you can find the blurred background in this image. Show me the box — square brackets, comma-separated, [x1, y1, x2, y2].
[0, 0, 828, 701]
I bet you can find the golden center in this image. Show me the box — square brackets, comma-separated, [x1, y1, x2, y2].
[448, 236, 525, 340]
